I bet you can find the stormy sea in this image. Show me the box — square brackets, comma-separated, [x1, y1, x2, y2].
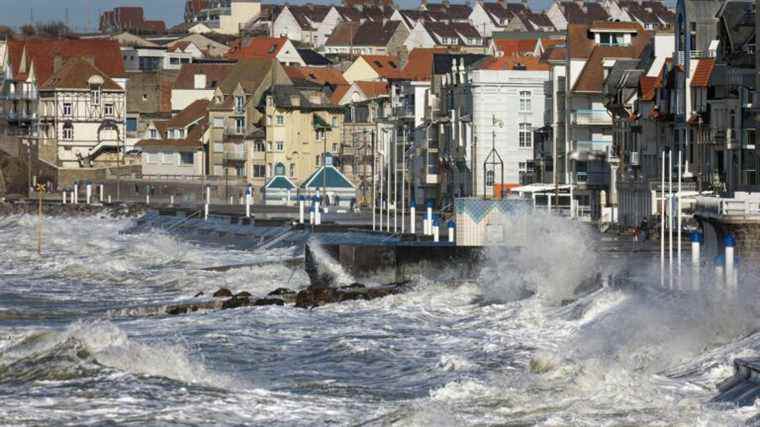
[0, 212, 759, 426]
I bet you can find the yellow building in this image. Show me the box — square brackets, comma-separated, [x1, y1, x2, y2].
[264, 85, 344, 186]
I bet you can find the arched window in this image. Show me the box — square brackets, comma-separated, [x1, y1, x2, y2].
[274, 162, 285, 176]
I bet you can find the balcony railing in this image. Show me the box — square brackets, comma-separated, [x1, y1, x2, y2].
[574, 140, 612, 155]
[2, 89, 38, 100]
[393, 104, 414, 118]
[695, 195, 760, 219]
[571, 109, 612, 126]
[224, 151, 246, 161]
[677, 50, 715, 63]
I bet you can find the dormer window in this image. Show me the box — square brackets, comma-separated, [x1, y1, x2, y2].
[149, 128, 158, 139]
[90, 84, 101, 105]
[234, 96, 245, 114]
[88, 75, 104, 106]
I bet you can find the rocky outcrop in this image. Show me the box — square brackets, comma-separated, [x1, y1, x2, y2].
[295, 281, 410, 309]
[212, 288, 233, 298]
[267, 288, 297, 304]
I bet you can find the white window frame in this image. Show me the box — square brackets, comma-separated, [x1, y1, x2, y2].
[104, 103, 114, 117]
[275, 141, 284, 152]
[63, 103, 72, 117]
[519, 122, 532, 148]
[149, 128, 158, 139]
[519, 91, 531, 113]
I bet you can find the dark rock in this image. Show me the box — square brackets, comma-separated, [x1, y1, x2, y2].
[338, 291, 369, 302]
[253, 298, 285, 306]
[213, 288, 233, 298]
[236, 291, 252, 298]
[341, 283, 367, 290]
[166, 305, 189, 316]
[193, 291, 204, 298]
[268, 288, 297, 303]
[295, 287, 338, 309]
[221, 295, 251, 310]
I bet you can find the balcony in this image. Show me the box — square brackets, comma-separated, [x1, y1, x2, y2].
[571, 109, 612, 126]
[572, 140, 612, 159]
[393, 104, 415, 119]
[224, 151, 246, 161]
[677, 50, 715, 63]
[2, 88, 37, 100]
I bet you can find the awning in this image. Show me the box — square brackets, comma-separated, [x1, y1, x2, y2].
[312, 114, 331, 130]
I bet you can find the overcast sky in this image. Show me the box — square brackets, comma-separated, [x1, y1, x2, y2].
[0, 0, 568, 32]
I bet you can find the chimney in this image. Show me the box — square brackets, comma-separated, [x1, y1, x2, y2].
[194, 74, 207, 89]
[53, 56, 65, 72]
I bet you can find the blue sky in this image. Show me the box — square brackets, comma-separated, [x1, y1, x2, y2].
[0, 0, 559, 32]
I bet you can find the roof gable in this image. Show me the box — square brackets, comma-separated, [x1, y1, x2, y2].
[301, 165, 356, 189]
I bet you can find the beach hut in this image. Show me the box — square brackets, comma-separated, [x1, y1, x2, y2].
[263, 165, 297, 206]
[300, 154, 356, 208]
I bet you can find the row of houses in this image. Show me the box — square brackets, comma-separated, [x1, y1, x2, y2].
[9, 0, 758, 222]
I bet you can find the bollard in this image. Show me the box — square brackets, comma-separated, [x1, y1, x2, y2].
[73, 183, 79, 204]
[107, 195, 112, 204]
[448, 220, 455, 243]
[432, 217, 440, 243]
[99, 184, 104, 203]
[205, 186, 211, 205]
[691, 231, 703, 290]
[170, 195, 175, 206]
[229, 196, 233, 205]
[410, 201, 416, 235]
[86, 183, 92, 204]
[724, 234, 737, 293]
[146, 193, 150, 205]
[426, 200, 433, 236]
[204, 203, 209, 221]
[309, 198, 316, 225]
[315, 196, 322, 225]
[62, 191, 67, 205]
[299, 196, 305, 224]
[245, 194, 252, 218]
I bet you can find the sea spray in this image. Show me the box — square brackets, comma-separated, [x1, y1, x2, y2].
[305, 238, 355, 287]
[477, 210, 598, 304]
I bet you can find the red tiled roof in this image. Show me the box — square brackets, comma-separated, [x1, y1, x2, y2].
[9, 39, 126, 85]
[401, 48, 448, 81]
[571, 25, 652, 93]
[590, 20, 643, 31]
[174, 63, 234, 90]
[478, 54, 551, 71]
[136, 118, 207, 148]
[639, 75, 658, 101]
[166, 99, 209, 128]
[285, 66, 348, 87]
[40, 58, 122, 91]
[355, 81, 390, 98]
[361, 55, 405, 80]
[494, 39, 538, 57]
[690, 58, 715, 88]
[225, 37, 287, 60]
[330, 84, 351, 105]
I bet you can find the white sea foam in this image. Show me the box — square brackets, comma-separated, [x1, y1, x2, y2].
[477, 211, 598, 305]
